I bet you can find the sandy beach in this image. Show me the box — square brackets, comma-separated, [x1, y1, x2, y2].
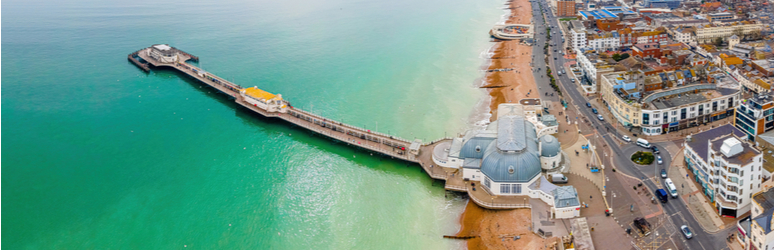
[483, 0, 538, 120]
[454, 0, 551, 248]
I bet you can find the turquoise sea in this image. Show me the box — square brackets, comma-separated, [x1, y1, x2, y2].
[3, 0, 506, 248]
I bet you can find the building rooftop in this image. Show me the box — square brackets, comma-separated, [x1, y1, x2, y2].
[686, 124, 746, 163]
[651, 92, 707, 109]
[709, 135, 760, 166]
[753, 188, 774, 234]
[554, 186, 580, 208]
[243, 87, 278, 101]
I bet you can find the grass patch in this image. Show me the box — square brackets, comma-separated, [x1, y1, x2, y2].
[559, 17, 577, 21]
[631, 151, 654, 165]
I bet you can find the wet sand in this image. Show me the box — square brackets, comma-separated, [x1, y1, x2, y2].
[483, 0, 538, 120]
[453, 0, 547, 248]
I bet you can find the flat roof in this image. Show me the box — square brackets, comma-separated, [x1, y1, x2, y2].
[652, 93, 707, 109]
[243, 87, 277, 100]
[153, 44, 172, 51]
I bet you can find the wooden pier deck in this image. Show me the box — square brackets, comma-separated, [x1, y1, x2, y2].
[131, 45, 529, 209]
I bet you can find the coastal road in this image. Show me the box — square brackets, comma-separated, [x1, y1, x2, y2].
[527, 1, 736, 249]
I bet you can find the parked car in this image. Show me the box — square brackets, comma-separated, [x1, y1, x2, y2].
[680, 225, 693, 239]
[597, 114, 604, 121]
[592, 108, 598, 114]
[657, 156, 663, 165]
[652, 146, 660, 154]
[622, 135, 631, 142]
[660, 169, 667, 178]
[586, 102, 592, 108]
[571, 78, 576, 82]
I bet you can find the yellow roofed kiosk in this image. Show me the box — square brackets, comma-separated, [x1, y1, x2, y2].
[240, 86, 288, 113]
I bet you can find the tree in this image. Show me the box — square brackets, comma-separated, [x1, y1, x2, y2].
[714, 37, 724, 46]
[611, 53, 630, 62]
[612, 53, 622, 61]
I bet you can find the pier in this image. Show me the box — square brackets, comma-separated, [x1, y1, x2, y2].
[130, 44, 530, 210]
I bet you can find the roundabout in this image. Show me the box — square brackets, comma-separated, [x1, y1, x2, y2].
[630, 151, 654, 165]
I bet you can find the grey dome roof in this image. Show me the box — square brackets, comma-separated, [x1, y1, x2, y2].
[480, 117, 541, 183]
[540, 135, 561, 157]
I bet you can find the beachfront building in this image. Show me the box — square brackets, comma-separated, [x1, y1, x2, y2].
[599, 70, 741, 135]
[684, 125, 763, 218]
[149, 44, 179, 63]
[432, 103, 579, 218]
[735, 95, 774, 141]
[570, 20, 588, 50]
[240, 87, 288, 113]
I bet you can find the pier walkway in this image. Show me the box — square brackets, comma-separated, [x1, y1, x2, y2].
[131, 45, 527, 210]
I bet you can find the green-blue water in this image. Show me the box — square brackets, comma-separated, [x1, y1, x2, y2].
[3, 0, 505, 248]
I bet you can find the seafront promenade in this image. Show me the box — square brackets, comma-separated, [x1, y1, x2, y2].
[130, 45, 529, 209]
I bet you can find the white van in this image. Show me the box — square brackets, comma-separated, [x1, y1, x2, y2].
[551, 174, 568, 183]
[636, 138, 651, 149]
[664, 178, 678, 198]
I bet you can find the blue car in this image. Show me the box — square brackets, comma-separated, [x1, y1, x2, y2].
[592, 108, 598, 114]
[586, 102, 591, 108]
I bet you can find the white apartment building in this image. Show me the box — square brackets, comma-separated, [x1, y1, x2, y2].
[684, 125, 763, 218]
[741, 188, 774, 250]
[587, 34, 621, 51]
[571, 26, 588, 49]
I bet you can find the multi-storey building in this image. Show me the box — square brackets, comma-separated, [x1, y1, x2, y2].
[570, 20, 588, 50]
[684, 124, 763, 218]
[632, 43, 663, 59]
[636, 30, 669, 45]
[737, 186, 774, 250]
[600, 71, 741, 134]
[668, 26, 697, 46]
[735, 95, 774, 141]
[695, 22, 764, 44]
[557, 0, 576, 17]
[587, 31, 621, 51]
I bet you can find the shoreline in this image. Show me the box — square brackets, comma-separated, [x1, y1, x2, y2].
[455, 0, 542, 248]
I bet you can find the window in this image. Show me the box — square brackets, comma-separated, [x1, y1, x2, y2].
[513, 184, 522, 194]
[485, 178, 491, 188]
[501, 184, 511, 194]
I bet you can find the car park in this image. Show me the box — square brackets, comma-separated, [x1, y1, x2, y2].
[622, 135, 631, 142]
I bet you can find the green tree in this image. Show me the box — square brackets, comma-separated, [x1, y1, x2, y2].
[612, 53, 621, 61]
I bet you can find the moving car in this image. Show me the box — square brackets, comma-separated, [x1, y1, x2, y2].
[655, 189, 668, 203]
[665, 178, 678, 198]
[622, 135, 631, 142]
[657, 155, 663, 165]
[592, 108, 598, 114]
[597, 114, 604, 121]
[652, 146, 660, 154]
[680, 225, 693, 239]
[660, 169, 667, 178]
[636, 138, 651, 148]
